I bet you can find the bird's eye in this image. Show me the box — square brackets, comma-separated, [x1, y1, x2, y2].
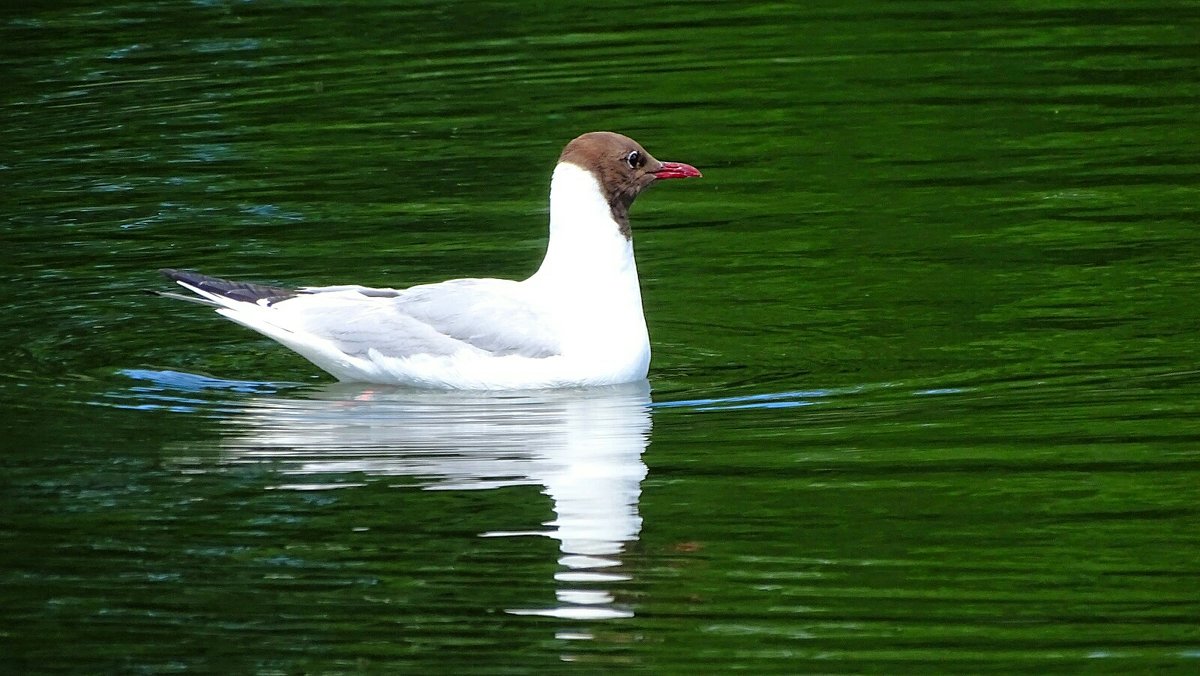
[626, 150, 642, 169]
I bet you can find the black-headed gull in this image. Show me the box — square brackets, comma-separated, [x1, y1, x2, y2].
[154, 131, 701, 389]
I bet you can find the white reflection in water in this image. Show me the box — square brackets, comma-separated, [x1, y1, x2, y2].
[217, 380, 652, 623]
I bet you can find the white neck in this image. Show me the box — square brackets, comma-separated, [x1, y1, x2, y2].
[530, 162, 638, 285]
[525, 162, 649, 370]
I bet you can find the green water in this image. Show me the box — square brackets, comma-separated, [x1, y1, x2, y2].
[3, 1, 1199, 672]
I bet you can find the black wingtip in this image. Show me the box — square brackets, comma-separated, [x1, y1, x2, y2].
[159, 268, 203, 284]
[156, 268, 298, 305]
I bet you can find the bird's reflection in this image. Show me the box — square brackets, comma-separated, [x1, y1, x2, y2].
[217, 380, 652, 623]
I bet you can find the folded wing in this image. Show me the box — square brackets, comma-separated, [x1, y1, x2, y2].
[160, 271, 561, 361]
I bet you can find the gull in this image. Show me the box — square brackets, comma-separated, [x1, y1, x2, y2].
[153, 131, 701, 389]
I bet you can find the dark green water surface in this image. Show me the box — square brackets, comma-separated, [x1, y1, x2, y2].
[3, 1, 1199, 672]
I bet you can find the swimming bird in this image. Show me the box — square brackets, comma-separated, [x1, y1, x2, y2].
[153, 131, 701, 389]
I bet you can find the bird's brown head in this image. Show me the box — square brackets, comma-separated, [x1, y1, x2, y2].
[558, 131, 701, 238]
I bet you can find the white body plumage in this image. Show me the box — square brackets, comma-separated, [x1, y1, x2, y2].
[158, 131, 699, 389]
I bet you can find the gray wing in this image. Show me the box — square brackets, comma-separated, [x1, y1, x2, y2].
[281, 279, 561, 360]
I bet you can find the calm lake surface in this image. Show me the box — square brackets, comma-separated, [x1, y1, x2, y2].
[3, 1, 1199, 672]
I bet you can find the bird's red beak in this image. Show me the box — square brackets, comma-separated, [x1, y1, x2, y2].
[653, 161, 702, 180]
